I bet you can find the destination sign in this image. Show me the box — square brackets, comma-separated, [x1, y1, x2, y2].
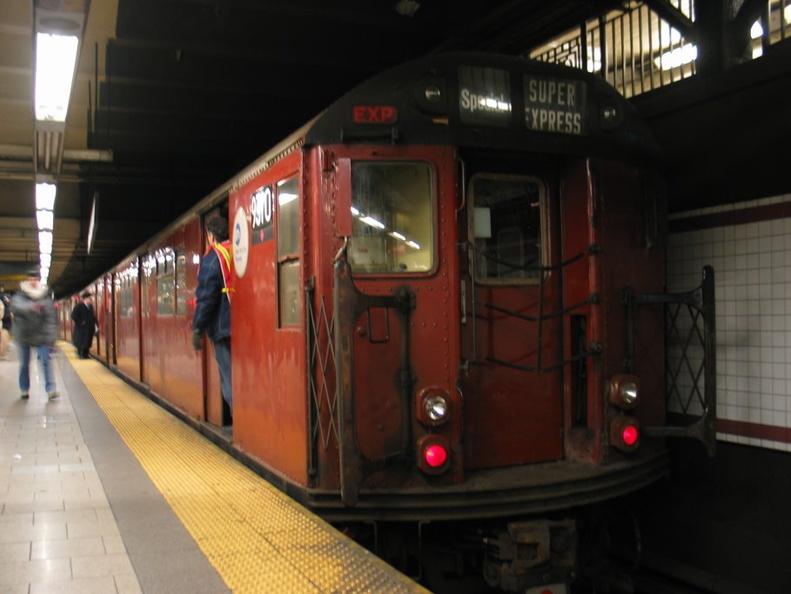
[523, 75, 587, 135]
[458, 66, 512, 127]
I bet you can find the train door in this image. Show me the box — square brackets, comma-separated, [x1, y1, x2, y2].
[199, 206, 232, 428]
[330, 146, 461, 503]
[460, 164, 564, 469]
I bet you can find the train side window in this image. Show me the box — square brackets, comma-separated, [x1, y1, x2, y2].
[348, 161, 434, 274]
[119, 277, 129, 318]
[277, 176, 300, 327]
[142, 256, 151, 319]
[156, 248, 175, 316]
[175, 250, 187, 315]
[470, 175, 545, 283]
[118, 261, 138, 318]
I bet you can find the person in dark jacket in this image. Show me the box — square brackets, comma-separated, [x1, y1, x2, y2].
[192, 216, 233, 410]
[71, 291, 96, 359]
[0, 284, 11, 359]
[10, 268, 58, 400]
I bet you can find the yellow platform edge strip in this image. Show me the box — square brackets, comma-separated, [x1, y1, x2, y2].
[62, 345, 427, 593]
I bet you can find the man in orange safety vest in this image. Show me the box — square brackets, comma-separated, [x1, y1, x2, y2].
[192, 216, 233, 413]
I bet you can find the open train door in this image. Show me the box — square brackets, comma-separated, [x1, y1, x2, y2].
[460, 166, 564, 469]
[198, 206, 232, 429]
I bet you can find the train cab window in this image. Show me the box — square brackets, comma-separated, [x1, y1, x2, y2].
[277, 176, 300, 326]
[348, 162, 433, 274]
[470, 175, 544, 282]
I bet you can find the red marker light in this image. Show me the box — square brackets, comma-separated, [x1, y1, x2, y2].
[424, 444, 447, 468]
[417, 435, 451, 474]
[610, 417, 640, 452]
[622, 425, 639, 446]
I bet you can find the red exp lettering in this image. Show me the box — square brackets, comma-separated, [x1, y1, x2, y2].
[352, 105, 397, 124]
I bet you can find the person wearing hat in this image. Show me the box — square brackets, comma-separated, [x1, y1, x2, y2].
[70, 290, 96, 359]
[10, 268, 58, 400]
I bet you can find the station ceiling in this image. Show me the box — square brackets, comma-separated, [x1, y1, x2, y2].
[1, 0, 789, 297]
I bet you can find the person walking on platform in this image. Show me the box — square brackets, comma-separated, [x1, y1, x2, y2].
[0, 284, 12, 359]
[192, 216, 233, 413]
[10, 268, 58, 400]
[71, 291, 96, 359]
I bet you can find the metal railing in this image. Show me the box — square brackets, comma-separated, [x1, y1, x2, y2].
[530, 1, 790, 99]
[624, 266, 717, 456]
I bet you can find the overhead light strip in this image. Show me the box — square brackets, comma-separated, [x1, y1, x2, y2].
[34, 32, 79, 124]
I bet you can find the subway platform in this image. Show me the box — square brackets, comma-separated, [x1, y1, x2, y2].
[0, 342, 428, 594]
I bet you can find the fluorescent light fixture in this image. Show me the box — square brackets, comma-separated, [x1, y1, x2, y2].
[278, 192, 298, 205]
[35, 33, 79, 122]
[36, 182, 57, 209]
[36, 209, 54, 230]
[360, 216, 385, 229]
[654, 43, 697, 70]
[40, 253, 52, 268]
[406, 240, 421, 249]
[38, 230, 53, 252]
[389, 231, 406, 241]
[86, 191, 98, 254]
[351, 206, 360, 216]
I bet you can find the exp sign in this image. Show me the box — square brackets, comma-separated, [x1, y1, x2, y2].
[352, 105, 397, 124]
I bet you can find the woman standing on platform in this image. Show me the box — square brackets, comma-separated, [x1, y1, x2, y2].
[10, 268, 58, 400]
[71, 291, 96, 359]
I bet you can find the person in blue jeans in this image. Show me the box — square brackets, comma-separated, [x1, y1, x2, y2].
[10, 268, 58, 400]
[192, 216, 232, 414]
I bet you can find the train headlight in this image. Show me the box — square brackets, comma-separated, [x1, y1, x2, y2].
[424, 394, 448, 422]
[610, 417, 640, 452]
[609, 374, 639, 410]
[417, 387, 450, 426]
[417, 435, 451, 474]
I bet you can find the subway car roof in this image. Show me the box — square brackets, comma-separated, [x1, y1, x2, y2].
[305, 52, 660, 162]
[118, 52, 660, 264]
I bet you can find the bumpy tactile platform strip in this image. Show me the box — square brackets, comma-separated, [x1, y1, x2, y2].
[65, 347, 426, 593]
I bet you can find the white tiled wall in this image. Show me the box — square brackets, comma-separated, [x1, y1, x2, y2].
[667, 195, 791, 452]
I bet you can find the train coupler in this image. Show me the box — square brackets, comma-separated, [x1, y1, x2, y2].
[482, 518, 576, 593]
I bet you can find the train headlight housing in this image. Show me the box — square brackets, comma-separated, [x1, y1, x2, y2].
[609, 374, 639, 410]
[599, 95, 622, 131]
[417, 387, 450, 426]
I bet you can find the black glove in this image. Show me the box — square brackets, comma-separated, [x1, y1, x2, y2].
[192, 331, 203, 351]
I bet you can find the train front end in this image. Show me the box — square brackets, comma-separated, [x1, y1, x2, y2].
[296, 53, 715, 590]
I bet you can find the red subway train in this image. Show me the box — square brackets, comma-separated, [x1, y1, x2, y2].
[64, 52, 716, 592]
